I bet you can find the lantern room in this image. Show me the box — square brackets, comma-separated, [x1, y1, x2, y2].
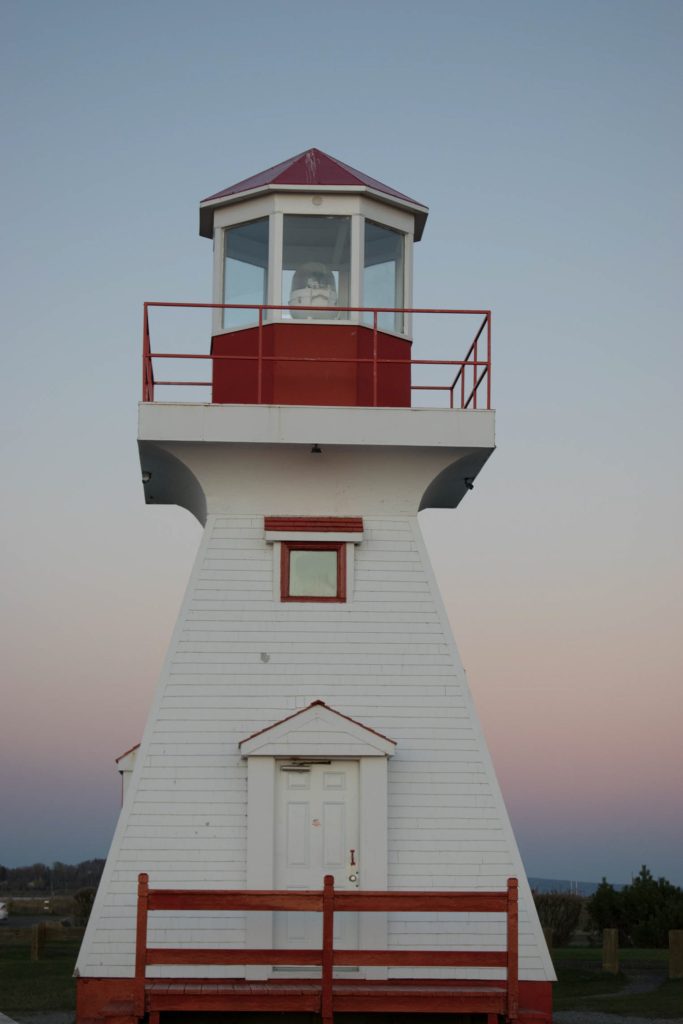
[199, 149, 428, 407]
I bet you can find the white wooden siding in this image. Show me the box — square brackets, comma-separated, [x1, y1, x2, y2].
[76, 513, 553, 982]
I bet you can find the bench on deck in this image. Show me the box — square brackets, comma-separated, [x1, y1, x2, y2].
[134, 872, 519, 1024]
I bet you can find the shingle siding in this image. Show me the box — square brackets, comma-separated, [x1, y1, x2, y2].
[77, 512, 553, 982]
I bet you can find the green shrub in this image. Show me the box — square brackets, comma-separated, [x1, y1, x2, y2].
[532, 891, 583, 946]
[72, 888, 95, 926]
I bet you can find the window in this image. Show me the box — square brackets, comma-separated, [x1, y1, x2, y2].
[223, 217, 269, 329]
[363, 220, 405, 333]
[281, 542, 346, 602]
[283, 215, 351, 320]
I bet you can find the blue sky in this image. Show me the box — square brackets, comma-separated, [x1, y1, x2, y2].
[1, 0, 682, 885]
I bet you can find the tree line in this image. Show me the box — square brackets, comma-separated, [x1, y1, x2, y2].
[533, 865, 683, 948]
[0, 859, 105, 894]
[588, 865, 683, 947]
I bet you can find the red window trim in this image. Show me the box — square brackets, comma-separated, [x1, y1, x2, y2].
[281, 541, 347, 603]
[266, 516, 363, 533]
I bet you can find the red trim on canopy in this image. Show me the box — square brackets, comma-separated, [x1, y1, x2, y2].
[238, 699, 396, 749]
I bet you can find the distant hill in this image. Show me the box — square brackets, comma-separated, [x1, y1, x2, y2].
[529, 876, 624, 896]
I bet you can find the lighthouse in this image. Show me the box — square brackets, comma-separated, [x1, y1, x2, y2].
[76, 149, 554, 1023]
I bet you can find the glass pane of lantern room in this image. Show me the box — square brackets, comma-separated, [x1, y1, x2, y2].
[283, 215, 351, 320]
[363, 221, 404, 333]
[223, 218, 269, 329]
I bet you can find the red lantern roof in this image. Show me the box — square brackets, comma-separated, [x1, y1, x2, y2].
[199, 148, 428, 240]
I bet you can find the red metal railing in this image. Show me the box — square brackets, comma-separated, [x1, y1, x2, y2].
[135, 873, 518, 1022]
[142, 303, 492, 409]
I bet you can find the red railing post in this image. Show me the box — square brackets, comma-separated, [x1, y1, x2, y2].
[486, 311, 492, 410]
[257, 305, 263, 404]
[321, 874, 335, 1024]
[372, 310, 379, 407]
[135, 872, 149, 1014]
[506, 877, 519, 1022]
[473, 330, 478, 410]
[142, 304, 153, 402]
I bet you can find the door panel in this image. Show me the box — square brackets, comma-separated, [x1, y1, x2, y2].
[275, 760, 359, 956]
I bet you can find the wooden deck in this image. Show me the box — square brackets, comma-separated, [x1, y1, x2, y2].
[121, 873, 523, 1024]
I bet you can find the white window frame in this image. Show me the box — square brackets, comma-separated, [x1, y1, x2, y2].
[211, 194, 414, 339]
[265, 526, 363, 608]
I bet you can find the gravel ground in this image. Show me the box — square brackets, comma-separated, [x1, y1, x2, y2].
[0, 1014, 73, 1024]
[1, 1009, 680, 1024]
[555, 1013, 682, 1024]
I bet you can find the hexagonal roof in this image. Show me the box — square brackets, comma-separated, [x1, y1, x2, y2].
[199, 148, 428, 240]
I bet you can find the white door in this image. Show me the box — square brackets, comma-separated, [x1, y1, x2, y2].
[274, 760, 359, 957]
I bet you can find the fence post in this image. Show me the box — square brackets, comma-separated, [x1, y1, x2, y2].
[506, 877, 519, 1022]
[134, 873, 149, 1014]
[321, 874, 334, 1024]
[670, 930, 683, 979]
[602, 928, 619, 974]
[30, 922, 47, 961]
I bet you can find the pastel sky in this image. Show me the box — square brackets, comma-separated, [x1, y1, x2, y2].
[1, 0, 681, 887]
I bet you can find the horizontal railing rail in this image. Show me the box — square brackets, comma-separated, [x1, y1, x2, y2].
[141, 302, 492, 409]
[135, 873, 518, 1022]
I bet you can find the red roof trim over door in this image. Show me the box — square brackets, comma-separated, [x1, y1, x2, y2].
[265, 516, 363, 533]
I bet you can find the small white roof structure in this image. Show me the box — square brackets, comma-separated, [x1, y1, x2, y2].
[239, 700, 396, 758]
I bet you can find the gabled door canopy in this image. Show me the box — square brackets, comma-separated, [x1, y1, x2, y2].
[239, 700, 396, 758]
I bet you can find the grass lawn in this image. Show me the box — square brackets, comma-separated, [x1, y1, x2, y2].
[553, 946, 670, 965]
[0, 936, 78, 1011]
[553, 947, 682, 1019]
[553, 965, 628, 1009]
[1, 934, 681, 1020]
[587, 979, 683, 1017]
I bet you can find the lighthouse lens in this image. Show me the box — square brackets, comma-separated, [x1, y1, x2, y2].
[283, 215, 350, 320]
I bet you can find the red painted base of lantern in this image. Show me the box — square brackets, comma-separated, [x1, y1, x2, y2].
[211, 322, 411, 407]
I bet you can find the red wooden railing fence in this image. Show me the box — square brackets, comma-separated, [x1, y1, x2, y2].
[135, 873, 518, 1022]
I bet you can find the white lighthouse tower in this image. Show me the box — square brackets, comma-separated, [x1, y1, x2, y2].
[76, 149, 554, 1023]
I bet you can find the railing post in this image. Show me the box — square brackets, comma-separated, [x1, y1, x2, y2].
[473, 331, 478, 410]
[322, 874, 335, 1024]
[372, 310, 378, 407]
[142, 304, 153, 402]
[135, 872, 149, 1014]
[257, 305, 263, 404]
[506, 877, 519, 1022]
[486, 311, 492, 410]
